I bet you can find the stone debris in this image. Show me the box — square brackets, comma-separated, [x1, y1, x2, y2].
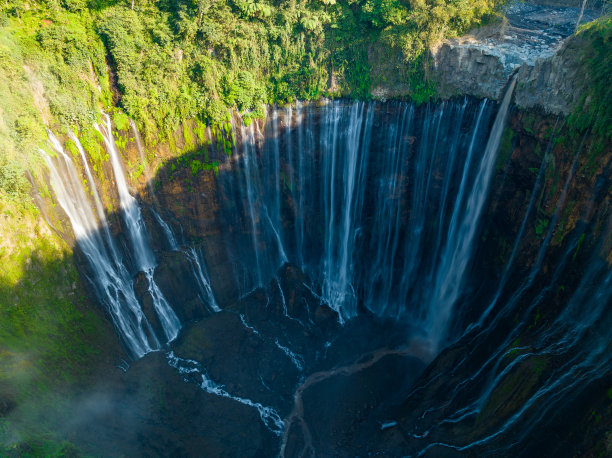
[464, 2, 600, 72]
[432, 0, 603, 111]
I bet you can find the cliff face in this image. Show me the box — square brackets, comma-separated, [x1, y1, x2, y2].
[514, 32, 591, 113]
[268, 108, 612, 457]
[33, 88, 611, 455]
[1, 0, 608, 453]
[92, 96, 610, 329]
[431, 1, 602, 114]
[23, 3, 609, 452]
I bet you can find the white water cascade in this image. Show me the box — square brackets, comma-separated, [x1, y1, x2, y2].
[320, 101, 374, 321]
[184, 247, 220, 313]
[36, 83, 611, 457]
[41, 132, 159, 358]
[208, 89, 523, 347]
[96, 113, 181, 343]
[426, 75, 518, 346]
[41, 114, 190, 356]
[151, 208, 179, 251]
[42, 88, 517, 360]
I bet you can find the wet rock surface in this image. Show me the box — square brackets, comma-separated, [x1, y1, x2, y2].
[68, 263, 430, 457]
[334, 109, 612, 457]
[154, 250, 211, 322]
[65, 97, 611, 456]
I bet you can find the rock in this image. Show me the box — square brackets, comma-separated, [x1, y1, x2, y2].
[133, 270, 149, 299]
[133, 271, 166, 341]
[314, 304, 338, 334]
[139, 289, 166, 343]
[64, 352, 279, 457]
[174, 310, 301, 411]
[514, 31, 589, 114]
[429, 1, 602, 114]
[153, 250, 210, 322]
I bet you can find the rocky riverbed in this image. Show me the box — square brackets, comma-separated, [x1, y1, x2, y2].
[432, 0, 603, 112]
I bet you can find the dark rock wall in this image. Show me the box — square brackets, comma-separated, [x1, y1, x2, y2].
[56, 98, 611, 456]
[430, 2, 602, 114]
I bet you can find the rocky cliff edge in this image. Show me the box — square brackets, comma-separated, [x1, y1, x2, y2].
[431, 1, 603, 114]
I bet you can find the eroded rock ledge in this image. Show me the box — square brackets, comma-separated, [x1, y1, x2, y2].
[431, 1, 602, 114]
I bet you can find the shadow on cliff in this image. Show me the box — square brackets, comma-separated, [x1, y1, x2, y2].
[21, 100, 612, 456]
[24, 111, 438, 455]
[0, 243, 129, 455]
[113, 103, 612, 455]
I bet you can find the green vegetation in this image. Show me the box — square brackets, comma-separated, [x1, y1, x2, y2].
[0, 2, 112, 205]
[573, 232, 586, 260]
[496, 125, 513, 170]
[0, 0, 498, 153]
[507, 337, 523, 357]
[0, 7, 120, 453]
[190, 158, 219, 176]
[0, 0, 606, 454]
[569, 16, 611, 140]
[535, 217, 548, 236]
[0, 200, 119, 455]
[528, 309, 541, 330]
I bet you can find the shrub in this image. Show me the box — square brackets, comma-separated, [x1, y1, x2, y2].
[569, 16, 611, 140]
[0, 157, 29, 199]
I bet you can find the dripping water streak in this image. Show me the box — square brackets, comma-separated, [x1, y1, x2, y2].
[428, 77, 517, 346]
[184, 247, 220, 312]
[167, 352, 285, 435]
[97, 113, 181, 343]
[41, 133, 157, 357]
[151, 208, 179, 251]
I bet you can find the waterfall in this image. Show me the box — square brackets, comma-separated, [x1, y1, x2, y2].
[184, 247, 220, 312]
[219, 114, 288, 293]
[209, 95, 521, 342]
[130, 119, 148, 179]
[67, 130, 116, 257]
[426, 76, 517, 346]
[241, 120, 264, 286]
[364, 103, 413, 317]
[294, 100, 305, 268]
[96, 113, 181, 343]
[43, 119, 198, 355]
[151, 205, 219, 313]
[43, 93, 519, 357]
[151, 208, 179, 251]
[130, 118, 157, 200]
[37, 90, 608, 454]
[41, 132, 159, 358]
[264, 108, 283, 251]
[96, 115, 154, 270]
[320, 102, 374, 321]
[472, 118, 563, 331]
[131, 119, 220, 315]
